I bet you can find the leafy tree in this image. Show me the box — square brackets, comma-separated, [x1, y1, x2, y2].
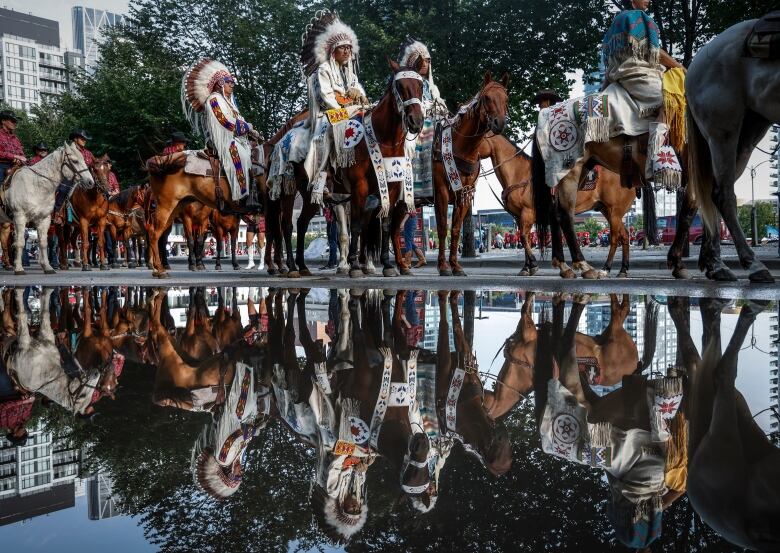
[738, 200, 777, 241]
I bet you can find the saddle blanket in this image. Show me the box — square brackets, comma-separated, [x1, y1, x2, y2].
[267, 122, 308, 198]
[746, 10, 780, 58]
[536, 85, 649, 188]
[183, 151, 213, 177]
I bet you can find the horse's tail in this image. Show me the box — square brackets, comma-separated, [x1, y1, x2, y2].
[531, 131, 551, 258]
[641, 185, 658, 245]
[365, 213, 382, 264]
[686, 107, 717, 233]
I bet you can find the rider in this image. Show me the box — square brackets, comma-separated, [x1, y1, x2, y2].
[163, 131, 188, 155]
[532, 89, 563, 110]
[0, 110, 25, 182]
[602, 0, 686, 181]
[398, 38, 447, 199]
[181, 59, 260, 205]
[302, 12, 367, 200]
[27, 142, 49, 166]
[53, 129, 94, 213]
[105, 156, 120, 196]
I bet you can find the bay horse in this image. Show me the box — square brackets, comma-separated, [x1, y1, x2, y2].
[209, 210, 240, 271]
[339, 60, 425, 278]
[144, 152, 261, 278]
[432, 72, 509, 276]
[106, 185, 147, 268]
[678, 19, 777, 283]
[481, 134, 651, 277]
[175, 200, 213, 271]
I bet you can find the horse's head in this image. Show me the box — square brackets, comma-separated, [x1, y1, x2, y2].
[92, 154, 111, 187]
[63, 141, 95, 188]
[388, 58, 424, 134]
[479, 71, 510, 134]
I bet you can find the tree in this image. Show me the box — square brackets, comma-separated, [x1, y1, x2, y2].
[738, 200, 776, 241]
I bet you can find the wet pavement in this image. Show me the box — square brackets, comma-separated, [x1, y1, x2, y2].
[0, 286, 778, 552]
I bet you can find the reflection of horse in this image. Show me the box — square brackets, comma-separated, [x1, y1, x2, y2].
[212, 287, 242, 350]
[1, 143, 94, 274]
[432, 74, 508, 277]
[481, 135, 647, 277]
[678, 20, 777, 283]
[671, 297, 780, 550]
[106, 185, 148, 268]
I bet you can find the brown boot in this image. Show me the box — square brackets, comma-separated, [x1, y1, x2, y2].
[404, 250, 413, 267]
[413, 248, 427, 268]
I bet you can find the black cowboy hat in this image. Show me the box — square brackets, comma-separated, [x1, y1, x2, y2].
[68, 129, 91, 141]
[169, 131, 188, 144]
[34, 142, 49, 152]
[0, 110, 18, 123]
[532, 89, 563, 106]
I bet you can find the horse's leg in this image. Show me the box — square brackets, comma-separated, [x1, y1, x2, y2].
[281, 194, 297, 276]
[618, 220, 630, 278]
[449, 199, 469, 276]
[434, 186, 451, 276]
[196, 228, 207, 271]
[183, 219, 196, 271]
[392, 205, 410, 275]
[230, 228, 239, 270]
[36, 216, 56, 274]
[149, 205, 174, 279]
[559, 180, 600, 279]
[214, 225, 223, 271]
[380, 211, 398, 278]
[294, 196, 318, 277]
[78, 217, 91, 272]
[668, 189, 697, 279]
[0, 223, 12, 270]
[335, 204, 350, 275]
[348, 190, 366, 279]
[602, 211, 621, 276]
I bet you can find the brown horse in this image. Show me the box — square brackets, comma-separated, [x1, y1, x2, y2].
[209, 210, 240, 271]
[433, 73, 509, 276]
[338, 60, 424, 278]
[144, 150, 260, 278]
[106, 185, 147, 268]
[481, 134, 642, 277]
[174, 200, 213, 272]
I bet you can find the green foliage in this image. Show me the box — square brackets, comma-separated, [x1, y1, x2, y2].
[738, 200, 777, 241]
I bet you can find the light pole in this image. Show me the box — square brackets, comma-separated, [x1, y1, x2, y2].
[749, 158, 773, 248]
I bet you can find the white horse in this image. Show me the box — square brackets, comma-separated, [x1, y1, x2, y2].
[1, 142, 93, 275]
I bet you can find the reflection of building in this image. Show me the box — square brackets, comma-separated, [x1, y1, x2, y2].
[72, 6, 126, 74]
[0, 423, 83, 526]
[770, 307, 779, 443]
[87, 472, 119, 520]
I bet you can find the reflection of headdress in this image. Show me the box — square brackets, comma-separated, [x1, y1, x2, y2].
[190, 424, 242, 500]
[181, 58, 236, 137]
[311, 482, 368, 544]
[300, 11, 360, 77]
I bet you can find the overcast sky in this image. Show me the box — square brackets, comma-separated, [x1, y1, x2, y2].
[1, 0, 129, 50]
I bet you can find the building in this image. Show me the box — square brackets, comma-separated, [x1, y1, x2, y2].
[0, 8, 84, 112]
[0, 422, 83, 526]
[86, 471, 119, 520]
[71, 6, 126, 74]
[770, 307, 779, 444]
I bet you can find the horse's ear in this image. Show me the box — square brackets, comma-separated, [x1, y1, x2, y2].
[387, 56, 400, 73]
[500, 72, 510, 88]
[483, 71, 493, 86]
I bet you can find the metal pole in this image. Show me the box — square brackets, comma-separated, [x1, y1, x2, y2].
[752, 167, 759, 247]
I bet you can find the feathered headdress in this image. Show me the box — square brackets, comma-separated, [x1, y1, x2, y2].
[181, 58, 235, 137]
[301, 11, 360, 77]
[397, 36, 430, 69]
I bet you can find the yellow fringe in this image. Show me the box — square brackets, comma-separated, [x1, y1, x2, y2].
[664, 410, 688, 492]
[663, 68, 687, 154]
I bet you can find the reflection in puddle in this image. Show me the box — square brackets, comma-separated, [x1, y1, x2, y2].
[0, 287, 778, 551]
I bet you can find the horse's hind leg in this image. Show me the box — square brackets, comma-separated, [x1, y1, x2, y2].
[214, 227, 223, 271]
[230, 229, 239, 270]
[335, 204, 350, 275]
[195, 229, 206, 271]
[380, 213, 398, 278]
[558, 184, 600, 279]
[449, 199, 469, 277]
[0, 223, 12, 270]
[10, 215, 27, 274]
[668, 189, 697, 279]
[36, 217, 56, 274]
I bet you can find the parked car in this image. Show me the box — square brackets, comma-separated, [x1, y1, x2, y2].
[633, 215, 731, 245]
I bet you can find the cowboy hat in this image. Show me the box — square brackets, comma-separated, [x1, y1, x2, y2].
[68, 129, 91, 141]
[0, 110, 18, 123]
[532, 89, 563, 106]
[169, 131, 188, 144]
[33, 142, 49, 152]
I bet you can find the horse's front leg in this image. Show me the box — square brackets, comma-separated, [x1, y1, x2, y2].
[78, 218, 91, 272]
[449, 197, 469, 277]
[602, 212, 620, 276]
[0, 223, 12, 270]
[195, 229, 207, 271]
[391, 204, 409, 275]
[281, 194, 297, 276]
[214, 228, 223, 271]
[36, 216, 56, 274]
[230, 230, 239, 270]
[348, 185, 366, 279]
[434, 182, 451, 276]
[559, 177, 600, 279]
[294, 196, 319, 277]
[96, 217, 109, 270]
[149, 205, 173, 279]
[335, 204, 350, 275]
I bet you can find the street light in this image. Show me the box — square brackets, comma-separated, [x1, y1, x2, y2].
[749, 158, 773, 248]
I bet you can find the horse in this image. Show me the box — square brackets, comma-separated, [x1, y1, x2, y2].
[671, 296, 780, 550]
[144, 150, 261, 278]
[106, 185, 147, 268]
[175, 200, 213, 272]
[481, 134, 650, 277]
[209, 210, 240, 271]
[676, 19, 777, 283]
[338, 60, 425, 278]
[0, 142, 94, 275]
[432, 72, 509, 277]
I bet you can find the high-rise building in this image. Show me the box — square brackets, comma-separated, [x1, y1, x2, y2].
[770, 307, 779, 444]
[86, 472, 119, 520]
[71, 6, 126, 74]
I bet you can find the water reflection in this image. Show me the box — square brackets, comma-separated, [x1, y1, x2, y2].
[0, 287, 777, 551]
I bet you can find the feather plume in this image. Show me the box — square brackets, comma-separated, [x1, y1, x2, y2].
[397, 37, 430, 68]
[181, 58, 232, 137]
[300, 10, 359, 77]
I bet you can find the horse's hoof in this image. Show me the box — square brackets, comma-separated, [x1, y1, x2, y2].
[299, 269, 312, 277]
[336, 267, 349, 275]
[617, 271, 628, 279]
[44, 269, 56, 275]
[215, 265, 222, 271]
[188, 265, 196, 272]
[14, 270, 25, 276]
[400, 268, 413, 276]
[82, 265, 91, 272]
[196, 264, 206, 271]
[157, 271, 171, 279]
[706, 267, 737, 282]
[383, 267, 399, 277]
[529, 266, 539, 276]
[349, 269, 364, 279]
[232, 264, 241, 271]
[362, 267, 376, 275]
[287, 271, 300, 279]
[453, 269, 467, 277]
[439, 269, 452, 277]
[127, 262, 136, 269]
[561, 269, 576, 279]
[111, 263, 119, 269]
[749, 269, 775, 284]
[267, 268, 278, 275]
[672, 267, 690, 280]
[581, 269, 601, 280]
[58, 265, 68, 271]
[163, 264, 171, 271]
[100, 265, 109, 271]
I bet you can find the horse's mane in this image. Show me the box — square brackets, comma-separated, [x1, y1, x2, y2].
[146, 153, 186, 176]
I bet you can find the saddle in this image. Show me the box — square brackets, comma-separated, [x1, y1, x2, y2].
[745, 10, 780, 58]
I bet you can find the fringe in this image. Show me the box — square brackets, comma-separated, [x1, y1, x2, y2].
[584, 116, 610, 143]
[588, 421, 613, 447]
[283, 174, 297, 195]
[332, 120, 356, 168]
[663, 89, 687, 153]
[656, 376, 683, 398]
[664, 412, 689, 491]
[653, 168, 682, 192]
[604, 37, 660, 67]
[632, 495, 663, 524]
[338, 397, 361, 442]
[639, 103, 663, 119]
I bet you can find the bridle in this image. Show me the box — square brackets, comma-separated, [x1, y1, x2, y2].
[26, 147, 93, 188]
[451, 82, 508, 139]
[392, 70, 424, 134]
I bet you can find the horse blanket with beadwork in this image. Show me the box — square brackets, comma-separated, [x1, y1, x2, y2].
[267, 121, 309, 199]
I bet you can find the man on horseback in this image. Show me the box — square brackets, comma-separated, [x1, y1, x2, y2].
[53, 129, 94, 214]
[182, 59, 261, 206]
[301, 11, 367, 202]
[533, 89, 563, 110]
[0, 111, 25, 183]
[163, 131, 188, 155]
[27, 142, 49, 166]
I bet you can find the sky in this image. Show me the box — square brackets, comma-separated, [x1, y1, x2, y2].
[1, 1, 775, 210]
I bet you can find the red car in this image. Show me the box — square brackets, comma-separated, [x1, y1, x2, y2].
[634, 215, 731, 245]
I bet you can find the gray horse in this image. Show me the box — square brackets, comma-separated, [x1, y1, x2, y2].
[685, 18, 778, 283]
